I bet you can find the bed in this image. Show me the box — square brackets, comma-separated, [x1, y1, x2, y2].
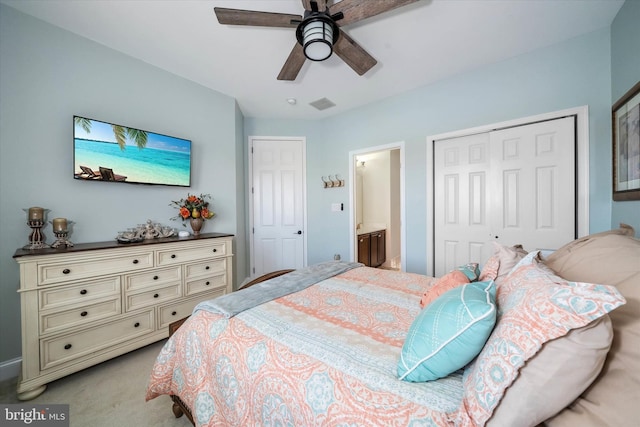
[146, 226, 640, 426]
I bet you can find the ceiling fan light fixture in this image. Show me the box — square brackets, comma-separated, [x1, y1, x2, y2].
[296, 14, 339, 62]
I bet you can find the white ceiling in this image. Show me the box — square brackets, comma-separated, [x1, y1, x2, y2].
[2, 0, 624, 120]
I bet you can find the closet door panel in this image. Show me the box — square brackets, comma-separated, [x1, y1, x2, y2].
[434, 133, 492, 277]
[433, 116, 576, 276]
[490, 117, 575, 251]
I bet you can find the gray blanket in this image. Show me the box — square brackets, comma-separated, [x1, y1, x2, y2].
[194, 261, 363, 318]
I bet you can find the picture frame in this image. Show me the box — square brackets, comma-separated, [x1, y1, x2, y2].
[612, 80, 640, 201]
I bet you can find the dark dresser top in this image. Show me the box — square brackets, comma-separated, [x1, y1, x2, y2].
[14, 232, 234, 258]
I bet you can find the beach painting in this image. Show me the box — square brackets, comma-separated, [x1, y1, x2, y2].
[73, 116, 191, 187]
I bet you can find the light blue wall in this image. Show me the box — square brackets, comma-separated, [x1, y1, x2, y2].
[0, 5, 246, 363]
[234, 101, 248, 283]
[247, 28, 615, 273]
[611, 0, 640, 233]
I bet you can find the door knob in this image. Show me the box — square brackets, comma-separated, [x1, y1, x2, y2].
[294, 230, 302, 235]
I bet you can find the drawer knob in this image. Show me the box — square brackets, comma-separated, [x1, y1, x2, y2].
[62, 269, 71, 275]
[153, 275, 159, 280]
[80, 311, 88, 317]
[153, 293, 159, 298]
[171, 254, 176, 259]
[205, 266, 210, 270]
[206, 281, 210, 286]
[212, 249, 217, 253]
[134, 322, 140, 328]
[171, 311, 177, 316]
[80, 289, 87, 295]
[64, 344, 72, 350]
[132, 259, 139, 264]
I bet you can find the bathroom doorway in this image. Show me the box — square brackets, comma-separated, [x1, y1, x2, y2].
[349, 142, 405, 271]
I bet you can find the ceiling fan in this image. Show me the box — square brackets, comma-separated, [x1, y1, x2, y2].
[214, 0, 420, 81]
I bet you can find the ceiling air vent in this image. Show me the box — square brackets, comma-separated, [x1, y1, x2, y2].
[309, 98, 336, 111]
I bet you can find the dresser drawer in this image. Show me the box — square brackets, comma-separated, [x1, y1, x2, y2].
[185, 273, 227, 296]
[38, 251, 153, 286]
[39, 277, 120, 311]
[185, 258, 226, 279]
[125, 266, 181, 292]
[156, 241, 227, 266]
[158, 291, 226, 329]
[40, 297, 121, 335]
[158, 298, 200, 330]
[125, 283, 182, 312]
[40, 309, 154, 370]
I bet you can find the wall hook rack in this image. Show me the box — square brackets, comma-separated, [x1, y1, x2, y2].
[322, 175, 344, 188]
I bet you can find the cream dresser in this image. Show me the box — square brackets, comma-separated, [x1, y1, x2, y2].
[13, 232, 233, 400]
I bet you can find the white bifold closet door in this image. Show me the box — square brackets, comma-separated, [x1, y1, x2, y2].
[434, 116, 576, 277]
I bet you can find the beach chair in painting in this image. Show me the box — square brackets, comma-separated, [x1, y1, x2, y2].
[75, 165, 101, 179]
[99, 167, 127, 182]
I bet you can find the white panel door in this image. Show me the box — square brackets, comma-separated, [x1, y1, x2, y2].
[490, 117, 575, 252]
[252, 138, 305, 277]
[434, 117, 575, 277]
[434, 133, 493, 277]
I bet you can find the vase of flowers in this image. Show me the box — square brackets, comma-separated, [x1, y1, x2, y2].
[170, 193, 215, 235]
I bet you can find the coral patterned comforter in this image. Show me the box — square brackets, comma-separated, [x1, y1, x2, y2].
[146, 266, 465, 426]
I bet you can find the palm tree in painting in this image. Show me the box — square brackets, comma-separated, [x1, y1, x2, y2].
[74, 117, 147, 150]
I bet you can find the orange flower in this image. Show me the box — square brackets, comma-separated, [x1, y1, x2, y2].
[170, 193, 215, 226]
[201, 208, 214, 219]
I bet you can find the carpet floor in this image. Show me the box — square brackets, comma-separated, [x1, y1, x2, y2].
[0, 340, 192, 427]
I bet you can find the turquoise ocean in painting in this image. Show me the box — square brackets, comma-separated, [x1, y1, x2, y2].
[74, 138, 191, 186]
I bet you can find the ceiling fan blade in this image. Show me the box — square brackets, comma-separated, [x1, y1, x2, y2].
[214, 7, 301, 28]
[278, 43, 307, 81]
[330, 0, 420, 26]
[333, 30, 377, 76]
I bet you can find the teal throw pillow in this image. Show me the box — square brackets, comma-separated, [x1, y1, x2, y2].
[457, 262, 480, 281]
[398, 280, 496, 382]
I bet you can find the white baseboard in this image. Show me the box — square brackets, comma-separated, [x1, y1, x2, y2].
[0, 357, 21, 382]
